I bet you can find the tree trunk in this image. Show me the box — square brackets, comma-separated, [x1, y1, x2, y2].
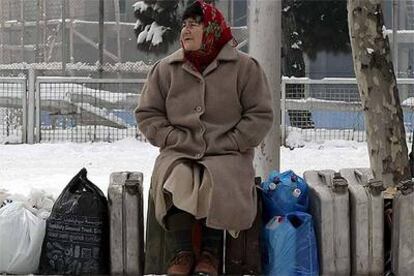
[249, 0, 281, 177]
[347, 0, 410, 188]
[282, 0, 305, 78]
[282, 0, 314, 129]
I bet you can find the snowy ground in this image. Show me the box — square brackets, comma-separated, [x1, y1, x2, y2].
[0, 137, 371, 215]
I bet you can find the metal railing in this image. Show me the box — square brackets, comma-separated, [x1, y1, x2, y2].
[35, 77, 145, 143]
[281, 77, 414, 143]
[0, 77, 27, 144]
[4, 75, 414, 145]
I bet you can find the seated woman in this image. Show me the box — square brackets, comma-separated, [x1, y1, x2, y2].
[135, 1, 273, 275]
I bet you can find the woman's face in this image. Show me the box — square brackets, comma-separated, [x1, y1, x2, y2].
[180, 18, 203, 51]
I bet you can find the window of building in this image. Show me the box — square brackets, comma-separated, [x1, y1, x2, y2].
[119, 0, 126, 14]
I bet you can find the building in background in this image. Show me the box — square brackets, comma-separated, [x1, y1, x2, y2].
[0, 0, 247, 69]
[1, 0, 413, 144]
[0, 0, 147, 66]
[1, 0, 411, 79]
[307, 0, 414, 79]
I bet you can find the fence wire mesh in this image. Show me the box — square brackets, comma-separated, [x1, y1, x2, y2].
[0, 0, 247, 77]
[5, 75, 414, 145]
[282, 78, 414, 143]
[0, 78, 26, 144]
[37, 78, 144, 143]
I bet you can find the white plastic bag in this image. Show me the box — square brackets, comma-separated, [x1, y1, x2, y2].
[0, 201, 46, 274]
[27, 188, 55, 219]
[0, 188, 10, 206]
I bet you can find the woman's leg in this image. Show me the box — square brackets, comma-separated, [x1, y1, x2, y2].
[165, 206, 195, 254]
[201, 224, 222, 257]
[194, 223, 222, 275]
[165, 206, 196, 275]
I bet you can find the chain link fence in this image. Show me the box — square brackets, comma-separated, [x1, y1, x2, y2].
[4, 75, 414, 145]
[281, 78, 414, 143]
[0, 77, 27, 144]
[1, 0, 142, 66]
[36, 77, 144, 143]
[0, 0, 248, 78]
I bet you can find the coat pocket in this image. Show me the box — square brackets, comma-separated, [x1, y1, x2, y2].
[224, 133, 239, 151]
[164, 128, 181, 148]
[226, 132, 239, 151]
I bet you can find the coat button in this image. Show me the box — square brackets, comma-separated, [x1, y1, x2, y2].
[195, 106, 202, 113]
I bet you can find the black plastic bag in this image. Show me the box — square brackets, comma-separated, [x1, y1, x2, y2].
[38, 168, 109, 275]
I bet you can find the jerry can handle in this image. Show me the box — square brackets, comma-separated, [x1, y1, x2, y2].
[354, 169, 367, 184]
[397, 179, 414, 195]
[367, 179, 385, 195]
[332, 172, 348, 193]
[354, 169, 385, 194]
[317, 171, 348, 193]
[125, 173, 139, 195]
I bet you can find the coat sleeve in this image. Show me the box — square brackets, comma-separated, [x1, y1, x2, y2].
[134, 62, 174, 148]
[229, 58, 274, 152]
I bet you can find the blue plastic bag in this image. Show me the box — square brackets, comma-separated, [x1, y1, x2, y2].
[262, 212, 319, 276]
[261, 170, 309, 223]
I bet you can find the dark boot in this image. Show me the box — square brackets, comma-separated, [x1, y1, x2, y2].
[194, 251, 219, 276]
[167, 251, 195, 276]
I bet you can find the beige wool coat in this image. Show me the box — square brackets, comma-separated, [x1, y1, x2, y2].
[135, 43, 273, 231]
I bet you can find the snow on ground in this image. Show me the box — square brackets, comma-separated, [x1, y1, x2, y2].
[0, 137, 371, 216]
[281, 139, 370, 174]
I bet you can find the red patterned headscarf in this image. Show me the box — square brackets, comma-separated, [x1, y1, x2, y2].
[182, 0, 236, 73]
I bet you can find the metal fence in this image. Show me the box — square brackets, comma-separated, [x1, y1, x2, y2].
[35, 77, 144, 143]
[1, 74, 145, 144]
[4, 75, 414, 145]
[0, 77, 27, 144]
[281, 77, 414, 143]
[0, 0, 248, 75]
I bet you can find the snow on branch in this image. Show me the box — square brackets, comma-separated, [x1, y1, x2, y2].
[133, 0, 181, 54]
[147, 22, 168, 46]
[137, 22, 169, 46]
[133, 1, 150, 13]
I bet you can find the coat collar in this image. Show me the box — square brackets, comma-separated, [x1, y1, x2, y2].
[167, 43, 238, 64]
